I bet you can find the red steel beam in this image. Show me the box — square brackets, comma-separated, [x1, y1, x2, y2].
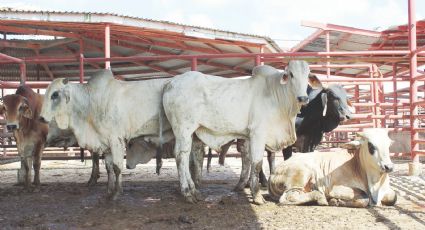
[409, 0, 419, 162]
[0, 50, 411, 65]
[325, 31, 331, 77]
[301, 21, 382, 37]
[104, 24, 111, 69]
[79, 50, 410, 64]
[79, 39, 84, 83]
[291, 29, 324, 52]
[0, 25, 80, 38]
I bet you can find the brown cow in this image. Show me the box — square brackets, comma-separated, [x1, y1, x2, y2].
[0, 85, 96, 190]
[0, 88, 47, 191]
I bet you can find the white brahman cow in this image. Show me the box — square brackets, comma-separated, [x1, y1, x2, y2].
[162, 61, 314, 204]
[40, 69, 203, 200]
[269, 128, 397, 208]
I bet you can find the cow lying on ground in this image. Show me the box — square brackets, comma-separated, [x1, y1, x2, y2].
[163, 61, 313, 204]
[0, 85, 78, 190]
[40, 70, 204, 200]
[268, 128, 397, 208]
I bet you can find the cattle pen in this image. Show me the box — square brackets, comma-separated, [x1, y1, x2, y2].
[1, 0, 425, 229]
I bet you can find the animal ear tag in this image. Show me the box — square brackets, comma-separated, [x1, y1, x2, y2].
[321, 93, 328, 116]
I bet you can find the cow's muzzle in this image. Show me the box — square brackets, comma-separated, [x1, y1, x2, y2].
[39, 116, 48, 123]
[339, 114, 352, 122]
[6, 124, 18, 131]
[126, 164, 135, 170]
[382, 164, 394, 173]
[297, 96, 309, 104]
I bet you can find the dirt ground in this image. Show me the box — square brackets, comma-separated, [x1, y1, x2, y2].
[0, 154, 425, 230]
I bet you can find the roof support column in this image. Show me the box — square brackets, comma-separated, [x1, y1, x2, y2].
[19, 63, 26, 84]
[371, 68, 381, 128]
[79, 39, 84, 83]
[408, 0, 422, 175]
[79, 38, 85, 162]
[254, 45, 264, 66]
[392, 63, 398, 127]
[325, 31, 330, 77]
[105, 24, 111, 69]
[191, 57, 197, 71]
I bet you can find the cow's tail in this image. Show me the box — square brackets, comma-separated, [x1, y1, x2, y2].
[268, 173, 286, 201]
[156, 92, 165, 175]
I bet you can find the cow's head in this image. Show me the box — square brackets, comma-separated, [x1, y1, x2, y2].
[281, 60, 313, 106]
[322, 84, 352, 123]
[40, 78, 71, 129]
[0, 95, 33, 131]
[126, 138, 156, 169]
[253, 61, 314, 106]
[343, 128, 393, 173]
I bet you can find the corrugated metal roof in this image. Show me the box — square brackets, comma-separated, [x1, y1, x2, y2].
[0, 8, 283, 82]
[0, 7, 281, 52]
[289, 20, 425, 79]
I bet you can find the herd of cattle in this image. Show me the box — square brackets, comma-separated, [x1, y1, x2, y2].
[0, 60, 397, 208]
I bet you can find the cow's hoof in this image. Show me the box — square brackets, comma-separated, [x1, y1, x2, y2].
[253, 194, 266, 205]
[24, 186, 34, 193]
[194, 189, 204, 201]
[317, 197, 329, 206]
[184, 194, 198, 203]
[194, 180, 202, 189]
[260, 181, 268, 188]
[233, 183, 246, 192]
[329, 198, 339, 206]
[87, 177, 98, 187]
[183, 190, 203, 203]
[106, 192, 120, 201]
[111, 193, 120, 201]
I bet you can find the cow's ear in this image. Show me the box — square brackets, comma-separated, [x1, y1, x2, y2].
[308, 74, 322, 89]
[21, 99, 33, 119]
[356, 132, 365, 138]
[280, 72, 289, 85]
[63, 89, 70, 104]
[341, 140, 361, 150]
[0, 104, 5, 116]
[346, 99, 352, 107]
[62, 78, 69, 85]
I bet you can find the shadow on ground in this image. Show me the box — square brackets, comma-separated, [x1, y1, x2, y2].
[0, 179, 261, 229]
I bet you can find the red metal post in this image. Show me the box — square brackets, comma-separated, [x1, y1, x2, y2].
[408, 0, 419, 163]
[79, 39, 84, 83]
[191, 57, 197, 71]
[370, 67, 380, 127]
[255, 55, 261, 66]
[79, 39, 85, 162]
[105, 24, 111, 69]
[19, 63, 26, 84]
[392, 63, 399, 127]
[326, 31, 330, 77]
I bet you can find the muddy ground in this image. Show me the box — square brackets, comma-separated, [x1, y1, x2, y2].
[0, 154, 425, 230]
